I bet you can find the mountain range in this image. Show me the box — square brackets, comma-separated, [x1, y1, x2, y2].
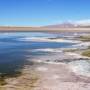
[42, 22, 90, 28]
[0, 21, 90, 32]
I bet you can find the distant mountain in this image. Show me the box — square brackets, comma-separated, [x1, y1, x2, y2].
[43, 22, 76, 28]
[42, 22, 90, 28]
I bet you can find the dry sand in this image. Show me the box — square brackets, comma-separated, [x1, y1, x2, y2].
[0, 26, 90, 32]
[34, 63, 90, 90]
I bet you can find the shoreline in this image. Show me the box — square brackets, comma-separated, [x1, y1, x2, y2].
[0, 27, 90, 32]
[0, 32, 90, 90]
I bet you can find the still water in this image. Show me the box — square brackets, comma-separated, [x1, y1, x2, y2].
[0, 32, 77, 74]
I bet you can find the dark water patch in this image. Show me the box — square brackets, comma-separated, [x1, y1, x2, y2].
[0, 49, 34, 76]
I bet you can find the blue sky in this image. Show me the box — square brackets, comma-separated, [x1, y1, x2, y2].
[0, 0, 90, 26]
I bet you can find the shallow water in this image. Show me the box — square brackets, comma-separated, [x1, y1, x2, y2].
[0, 32, 83, 74]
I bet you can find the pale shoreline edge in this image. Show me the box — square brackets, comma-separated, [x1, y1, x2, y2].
[0, 27, 90, 32]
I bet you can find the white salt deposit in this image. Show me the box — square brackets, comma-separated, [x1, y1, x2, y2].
[32, 48, 63, 53]
[52, 75, 60, 79]
[66, 52, 84, 58]
[36, 67, 48, 72]
[18, 37, 80, 43]
[69, 60, 90, 77]
[72, 42, 90, 49]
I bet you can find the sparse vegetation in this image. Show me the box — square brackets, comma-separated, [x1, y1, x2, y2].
[0, 76, 7, 86]
[64, 49, 78, 52]
[0, 66, 39, 90]
[82, 49, 90, 57]
[0, 70, 22, 86]
[79, 36, 90, 41]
